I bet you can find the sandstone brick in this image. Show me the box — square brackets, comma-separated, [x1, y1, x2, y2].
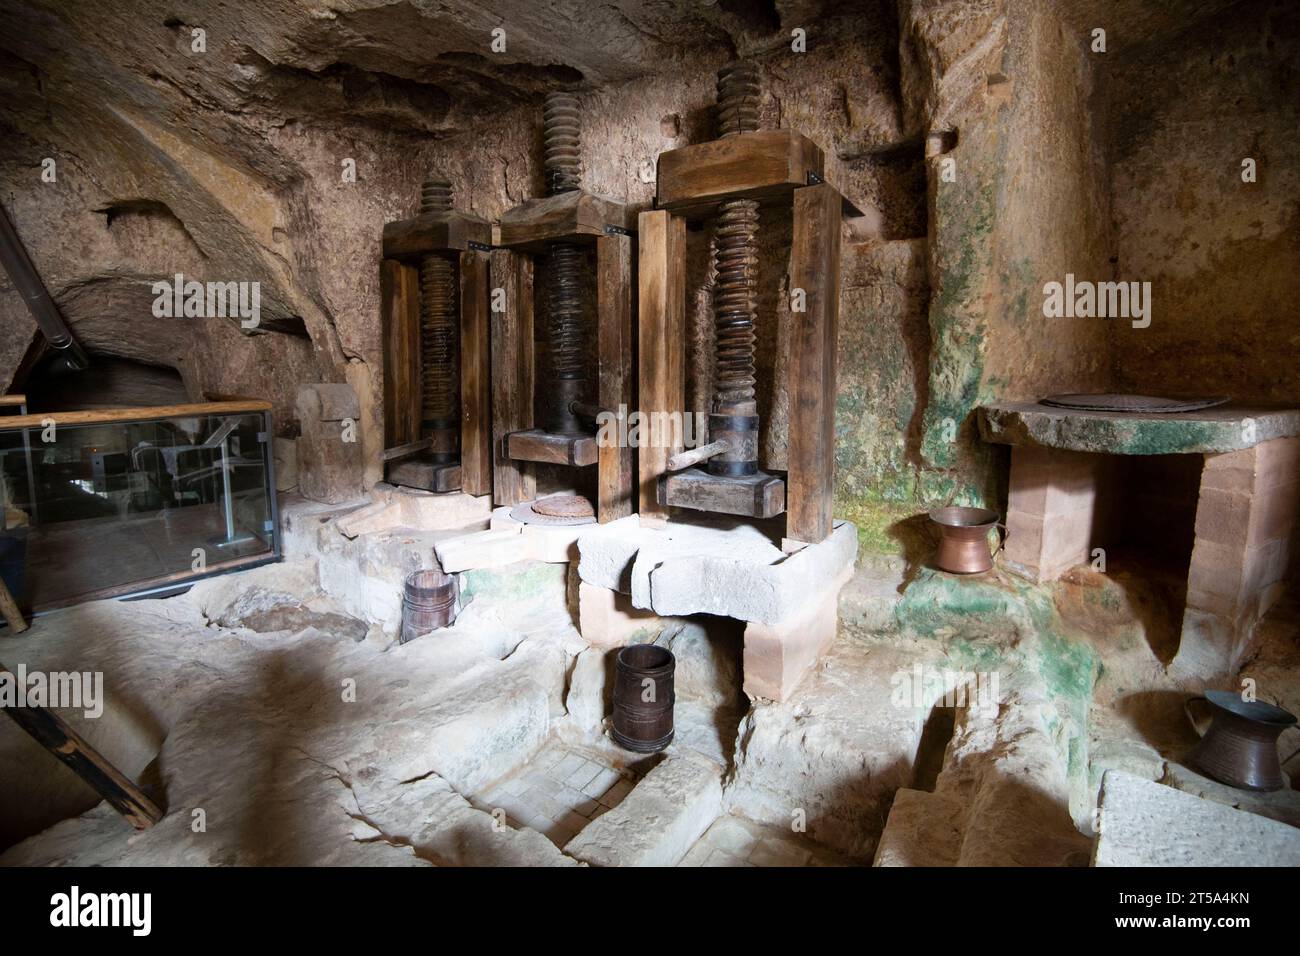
[742, 565, 850, 702]
[1193, 486, 1253, 548]
[1200, 447, 1256, 494]
[577, 581, 663, 649]
[1254, 437, 1300, 491]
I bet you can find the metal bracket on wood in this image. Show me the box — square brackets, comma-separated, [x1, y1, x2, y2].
[807, 170, 824, 185]
[468, 240, 494, 252]
[603, 224, 634, 237]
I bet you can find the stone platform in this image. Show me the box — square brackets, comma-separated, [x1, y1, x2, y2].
[981, 401, 1300, 677]
[574, 514, 857, 701]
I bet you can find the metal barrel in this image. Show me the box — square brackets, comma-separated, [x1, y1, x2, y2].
[399, 569, 457, 644]
[611, 644, 675, 753]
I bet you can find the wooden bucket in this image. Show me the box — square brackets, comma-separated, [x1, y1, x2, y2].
[612, 644, 675, 753]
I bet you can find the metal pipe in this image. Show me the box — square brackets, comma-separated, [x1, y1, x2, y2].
[0, 201, 89, 370]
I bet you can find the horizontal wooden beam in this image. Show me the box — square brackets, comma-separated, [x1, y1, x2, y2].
[386, 459, 462, 492]
[507, 428, 598, 467]
[0, 400, 271, 431]
[496, 191, 633, 252]
[659, 468, 786, 519]
[656, 129, 824, 218]
[0, 394, 26, 407]
[382, 210, 492, 259]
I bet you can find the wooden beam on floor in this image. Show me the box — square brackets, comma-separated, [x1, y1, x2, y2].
[1, 662, 163, 830]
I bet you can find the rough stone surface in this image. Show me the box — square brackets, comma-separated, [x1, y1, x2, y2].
[564, 752, 723, 867]
[1094, 770, 1300, 867]
[0, 558, 578, 864]
[728, 634, 929, 858]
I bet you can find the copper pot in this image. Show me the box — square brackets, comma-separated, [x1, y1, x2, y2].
[1185, 691, 1297, 792]
[929, 506, 1003, 574]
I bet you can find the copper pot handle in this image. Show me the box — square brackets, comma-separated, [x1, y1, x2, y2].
[1184, 695, 1211, 737]
[989, 523, 1007, 560]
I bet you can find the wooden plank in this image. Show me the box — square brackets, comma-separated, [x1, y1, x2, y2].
[459, 250, 492, 497]
[381, 259, 421, 448]
[489, 249, 536, 506]
[596, 232, 634, 523]
[656, 130, 825, 218]
[382, 210, 492, 259]
[497, 191, 632, 251]
[387, 459, 461, 492]
[0, 401, 271, 431]
[0, 577, 27, 632]
[1, 662, 163, 829]
[636, 210, 686, 523]
[381, 437, 433, 462]
[786, 182, 842, 545]
[0, 394, 26, 407]
[507, 429, 598, 467]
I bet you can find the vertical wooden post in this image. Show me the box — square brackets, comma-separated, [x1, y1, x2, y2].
[459, 250, 492, 497]
[596, 233, 634, 523]
[636, 210, 686, 524]
[786, 183, 842, 546]
[489, 248, 536, 506]
[380, 259, 421, 449]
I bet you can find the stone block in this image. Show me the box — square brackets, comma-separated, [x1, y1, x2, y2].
[636, 521, 856, 624]
[1254, 437, 1300, 491]
[564, 646, 612, 732]
[1200, 446, 1256, 494]
[1094, 770, 1300, 866]
[743, 565, 850, 702]
[295, 383, 364, 504]
[872, 789, 965, 867]
[577, 581, 663, 648]
[563, 753, 724, 866]
[1249, 479, 1300, 547]
[1193, 486, 1253, 548]
[336, 483, 491, 538]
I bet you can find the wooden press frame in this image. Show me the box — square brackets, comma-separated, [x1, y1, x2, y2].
[639, 129, 850, 548]
[379, 208, 493, 497]
[488, 190, 635, 524]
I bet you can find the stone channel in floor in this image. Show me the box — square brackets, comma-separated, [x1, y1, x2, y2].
[679, 813, 858, 867]
[475, 740, 654, 848]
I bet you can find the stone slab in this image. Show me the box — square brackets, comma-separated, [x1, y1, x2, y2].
[981, 402, 1300, 456]
[435, 507, 587, 572]
[563, 752, 723, 866]
[335, 482, 491, 538]
[1094, 769, 1300, 866]
[576, 514, 857, 625]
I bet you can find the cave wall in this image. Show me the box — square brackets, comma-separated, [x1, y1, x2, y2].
[1, 0, 1274, 552]
[1103, 0, 1300, 403]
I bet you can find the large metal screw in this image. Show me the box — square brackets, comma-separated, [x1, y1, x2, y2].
[418, 177, 458, 462]
[542, 91, 587, 435]
[708, 61, 763, 476]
